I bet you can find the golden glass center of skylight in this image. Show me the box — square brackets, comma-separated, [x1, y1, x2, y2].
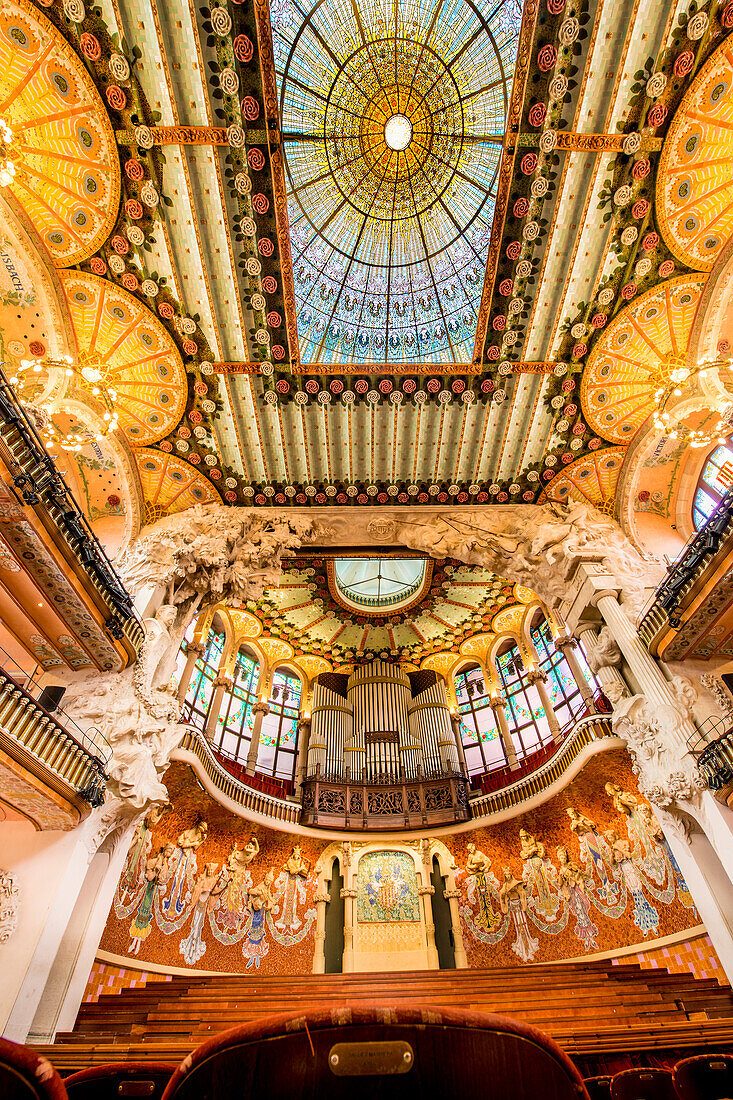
[384, 113, 413, 151]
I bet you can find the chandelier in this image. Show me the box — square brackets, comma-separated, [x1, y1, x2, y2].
[8, 354, 120, 451]
[0, 118, 16, 188]
[652, 357, 733, 448]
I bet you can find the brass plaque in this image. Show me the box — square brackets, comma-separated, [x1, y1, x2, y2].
[328, 1041, 414, 1076]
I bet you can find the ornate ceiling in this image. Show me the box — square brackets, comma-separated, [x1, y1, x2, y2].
[0, 0, 732, 530]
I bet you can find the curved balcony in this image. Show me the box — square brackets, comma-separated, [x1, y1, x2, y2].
[300, 760, 470, 830]
[0, 662, 109, 827]
[175, 715, 618, 832]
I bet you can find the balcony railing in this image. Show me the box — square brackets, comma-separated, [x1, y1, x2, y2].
[301, 760, 470, 830]
[639, 487, 733, 648]
[0, 366, 142, 655]
[0, 660, 108, 813]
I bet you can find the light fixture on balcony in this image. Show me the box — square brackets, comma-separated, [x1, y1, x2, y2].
[9, 353, 120, 451]
[0, 118, 16, 188]
[652, 356, 733, 448]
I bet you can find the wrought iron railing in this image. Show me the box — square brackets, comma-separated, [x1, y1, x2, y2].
[693, 717, 733, 799]
[639, 487, 733, 646]
[0, 365, 142, 653]
[0, 662, 108, 808]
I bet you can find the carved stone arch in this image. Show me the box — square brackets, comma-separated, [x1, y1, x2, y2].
[520, 601, 546, 650]
[488, 631, 521, 674]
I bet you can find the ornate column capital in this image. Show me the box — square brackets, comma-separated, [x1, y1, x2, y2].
[297, 717, 311, 734]
[340, 888, 358, 899]
[525, 668, 548, 686]
[443, 888, 461, 900]
[252, 700, 270, 716]
[314, 890, 331, 904]
[187, 640, 205, 657]
[213, 674, 232, 690]
[418, 885, 435, 896]
[554, 632, 578, 649]
[489, 692, 507, 708]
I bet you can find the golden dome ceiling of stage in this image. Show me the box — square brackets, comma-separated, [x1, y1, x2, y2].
[0, 0, 119, 266]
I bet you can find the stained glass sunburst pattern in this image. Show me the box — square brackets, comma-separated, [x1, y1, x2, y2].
[272, 0, 522, 364]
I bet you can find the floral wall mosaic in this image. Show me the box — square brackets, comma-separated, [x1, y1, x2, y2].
[100, 751, 700, 974]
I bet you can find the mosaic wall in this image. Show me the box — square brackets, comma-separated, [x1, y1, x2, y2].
[99, 751, 701, 974]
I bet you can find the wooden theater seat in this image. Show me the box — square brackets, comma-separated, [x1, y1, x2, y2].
[0, 1038, 67, 1099]
[65, 1062, 175, 1098]
[583, 1077, 613, 1100]
[609, 1067, 676, 1100]
[673, 1053, 733, 1099]
[159, 1005, 591, 1099]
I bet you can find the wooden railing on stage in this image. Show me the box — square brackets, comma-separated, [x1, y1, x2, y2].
[300, 762, 470, 829]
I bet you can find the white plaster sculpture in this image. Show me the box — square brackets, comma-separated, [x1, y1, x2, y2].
[0, 868, 19, 945]
[398, 501, 662, 618]
[585, 626, 622, 674]
[63, 508, 327, 832]
[606, 679, 706, 810]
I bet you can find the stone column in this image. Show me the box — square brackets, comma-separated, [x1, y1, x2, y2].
[554, 632, 596, 711]
[526, 668, 562, 741]
[418, 883, 439, 969]
[204, 674, 232, 742]
[294, 715, 311, 796]
[312, 887, 330, 974]
[245, 700, 270, 776]
[594, 591, 696, 731]
[577, 622, 628, 700]
[450, 713, 468, 774]
[176, 641, 204, 704]
[340, 886, 357, 972]
[489, 691, 519, 770]
[443, 886, 468, 968]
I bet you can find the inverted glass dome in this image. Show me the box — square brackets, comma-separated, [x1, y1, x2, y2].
[333, 557, 427, 611]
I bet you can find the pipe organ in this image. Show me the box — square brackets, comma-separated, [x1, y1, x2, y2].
[308, 660, 459, 782]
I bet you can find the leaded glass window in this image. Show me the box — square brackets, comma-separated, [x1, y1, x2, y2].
[258, 670, 303, 782]
[530, 619, 594, 728]
[693, 442, 733, 529]
[211, 649, 260, 765]
[454, 664, 506, 776]
[181, 629, 224, 729]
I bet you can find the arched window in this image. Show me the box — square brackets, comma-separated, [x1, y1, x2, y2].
[454, 664, 506, 776]
[211, 648, 260, 764]
[181, 628, 224, 729]
[693, 441, 733, 529]
[258, 669, 303, 782]
[530, 616, 597, 726]
[495, 642, 553, 758]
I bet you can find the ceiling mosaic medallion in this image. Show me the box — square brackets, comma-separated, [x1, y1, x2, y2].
[657, 36, 733, 272]
[0, 0, 119, 266]
[60, 273, 188, 447]
[538, 446, 626, 513]
[251, 556, 521, 663]
[135, 448, 221, 524]
[581, 275, 707, 445]
[272, 0, 522, 364]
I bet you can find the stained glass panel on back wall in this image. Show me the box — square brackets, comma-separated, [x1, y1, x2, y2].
[272, 0, 523, 364]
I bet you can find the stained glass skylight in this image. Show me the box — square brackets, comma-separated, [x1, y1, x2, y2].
[272, 0, 523, 364]
[333, 557, 427, 609]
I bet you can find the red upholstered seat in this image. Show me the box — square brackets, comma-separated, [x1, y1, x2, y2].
[673, 1053, 733, 1099]
[610, 1068, 676, 1100]
[0, 1037, 67, 1099]
[160, 1005, 590, 1099]
[584, 1077, 613, 1100]
[65, 1061, 175, 1098]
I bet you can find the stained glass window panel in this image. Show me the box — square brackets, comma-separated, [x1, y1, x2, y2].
[273, 0, 522, 363]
